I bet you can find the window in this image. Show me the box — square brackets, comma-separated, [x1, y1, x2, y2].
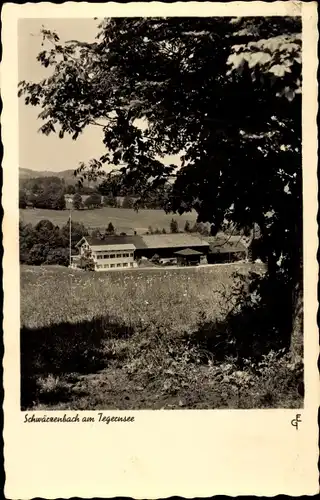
[110, 264, 115, 268]
[130, 262, 134, 267]
[104, 254, 109, 259]
[104, 264, 109, 268]
[117, 263, 122, 267]
[123, 263, 128, 267]
[116, 254, 122, 258]
[110, 254, 115, 259]
[129, 252, 133, 257]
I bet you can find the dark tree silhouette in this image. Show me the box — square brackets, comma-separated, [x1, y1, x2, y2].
[84, 193, 102, 209]
[72, 192, 83, 210]
[19, 190, 27, 208]
[170, 218, 179, 234]
[106, 222, 115, 235]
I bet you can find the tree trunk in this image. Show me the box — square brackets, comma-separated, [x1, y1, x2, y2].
[290, 274, 303, 360]
[258, 222, 293, 349]
[289, 218, 303, 360]
[256, 207, 303, 357]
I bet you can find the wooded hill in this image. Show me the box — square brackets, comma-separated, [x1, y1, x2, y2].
[19, 168, 98, 187]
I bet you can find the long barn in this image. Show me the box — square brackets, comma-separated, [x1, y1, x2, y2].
[72, 233, 210, 271]
[206, 235, 248, 264]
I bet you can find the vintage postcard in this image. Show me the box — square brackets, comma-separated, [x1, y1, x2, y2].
[2, 1, 319, 498]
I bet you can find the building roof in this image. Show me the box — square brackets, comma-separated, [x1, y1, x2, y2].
[139, 233, 210, 249]
[208, 236, 247, 254]
[90, 243, 136, 252]
[174, 248, 203, 256]
[77, 235, 147, 249]
[205, 234, 249, 244]
[76, 233, 210, 252]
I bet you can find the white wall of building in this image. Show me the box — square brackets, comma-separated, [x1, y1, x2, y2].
[91, 248, 137, 271]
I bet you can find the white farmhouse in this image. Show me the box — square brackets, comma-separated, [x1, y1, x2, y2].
[72, 236, 137, 271]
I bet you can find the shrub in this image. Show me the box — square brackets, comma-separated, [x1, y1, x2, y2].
[45, 248, 69, 266]
[106, 222, 115, 235]
[189, 270, 298, 364]
[170, 218, 179, 233]
[73, 193, 83, 210]
[28, 243, 49, 265]
[19, 190, 27, 208]
[84, 193, 102, 209]
[122, 196, 135, 209]
[36, 375, 71, 404]
[79, 255, 95, 271]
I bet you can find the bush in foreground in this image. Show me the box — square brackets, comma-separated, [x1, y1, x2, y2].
[21, 315, 303, 410]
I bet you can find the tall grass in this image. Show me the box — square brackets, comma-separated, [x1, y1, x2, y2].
[20, 263, 303, 410]
[21, 264, 249, 331]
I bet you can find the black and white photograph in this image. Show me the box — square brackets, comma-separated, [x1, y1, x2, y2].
[18, 14, 305, 411]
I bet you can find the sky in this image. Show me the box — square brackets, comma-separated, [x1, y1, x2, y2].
[18, 18, 181, 173]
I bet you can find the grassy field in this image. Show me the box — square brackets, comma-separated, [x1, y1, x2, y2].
[19, 207, 198, 233]
[20, 263, 303, 410]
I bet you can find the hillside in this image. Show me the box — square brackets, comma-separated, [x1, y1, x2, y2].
[19, 168, 98, 187]
[19, 206, 198, 234]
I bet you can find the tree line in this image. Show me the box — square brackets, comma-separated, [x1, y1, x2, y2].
[19, 176, 66, 210]
[19, 216, 216, 267]
[19, 175, 169, 211]
[72, 192, 138, 210]
[19, 219, 88, 266]
[19, 176, 102, 211]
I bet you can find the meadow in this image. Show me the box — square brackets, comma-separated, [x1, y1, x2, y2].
[19, 207, 198, 233]
[20, 263, 303, 410]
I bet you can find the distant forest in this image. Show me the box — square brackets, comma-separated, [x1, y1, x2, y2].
[19, 174, 172, 211]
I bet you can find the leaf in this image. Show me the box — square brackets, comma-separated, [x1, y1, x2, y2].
[283, 88, 296, 102]
[231, 44, 246, 53]
[226, 52, 245, 70]
[247, 51, 272, 69]
[269, 64, 286, 77]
